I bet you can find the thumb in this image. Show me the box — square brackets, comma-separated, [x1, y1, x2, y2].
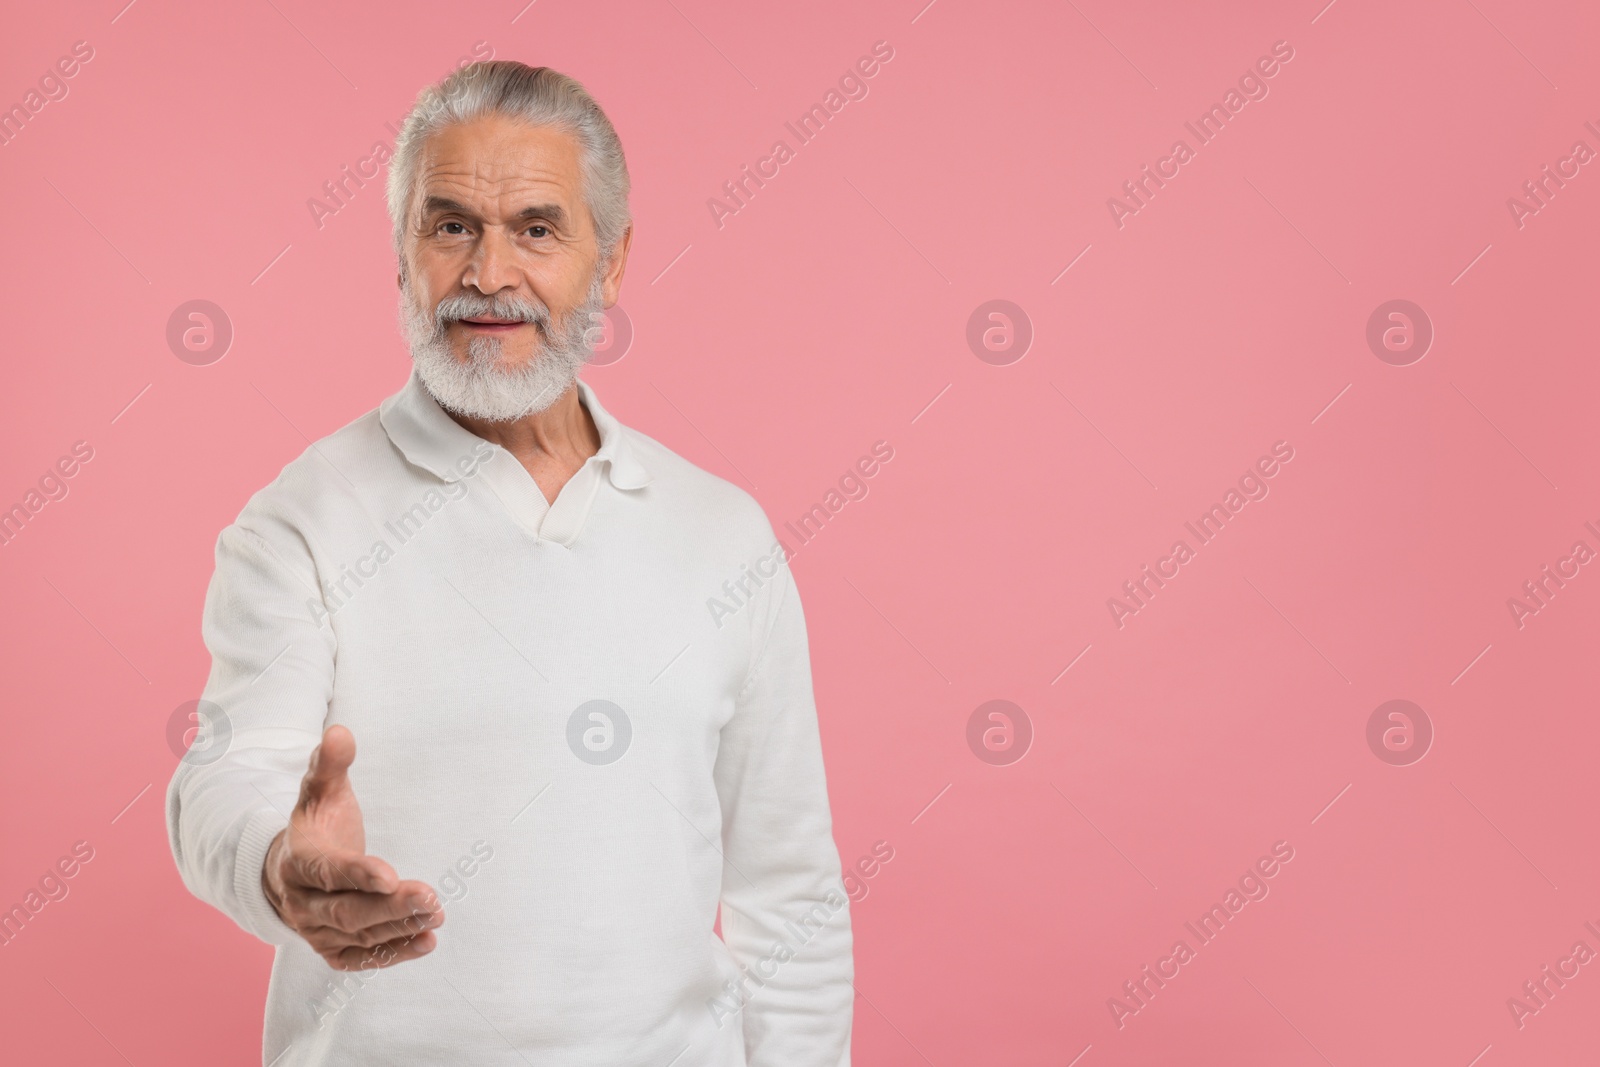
[301, 724, 357, 802]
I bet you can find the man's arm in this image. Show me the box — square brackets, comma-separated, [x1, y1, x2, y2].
[165, 520, 440, 966]
[712, 557, 854, 1066]
[165, 521, 333, 944]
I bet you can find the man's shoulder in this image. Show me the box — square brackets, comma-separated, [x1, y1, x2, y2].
[621, 424, 777, 544]
[230, 400, 403, 543]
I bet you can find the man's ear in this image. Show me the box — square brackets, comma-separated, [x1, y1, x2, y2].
[601, 225, 633, 307]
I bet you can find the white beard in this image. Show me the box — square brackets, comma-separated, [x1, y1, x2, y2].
[400, 272, 605, 422]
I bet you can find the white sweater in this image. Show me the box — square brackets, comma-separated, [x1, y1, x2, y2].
[165, 370, 854, 1066]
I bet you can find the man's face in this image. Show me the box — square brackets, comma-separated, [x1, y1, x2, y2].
[398, 115, 630, 420]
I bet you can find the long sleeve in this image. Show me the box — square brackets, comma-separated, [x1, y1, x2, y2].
[712, 557, 855, 1066]
[165, 518, 336, 946]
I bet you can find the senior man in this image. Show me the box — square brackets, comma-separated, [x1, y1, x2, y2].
[165, 61, 853, 1066]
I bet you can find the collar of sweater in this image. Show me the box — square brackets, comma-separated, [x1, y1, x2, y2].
[379, 368, 652, 491]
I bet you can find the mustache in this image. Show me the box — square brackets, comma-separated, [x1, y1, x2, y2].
[430, 292, 551, 329]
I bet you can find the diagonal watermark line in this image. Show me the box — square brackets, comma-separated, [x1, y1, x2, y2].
[250, 381, 365, 496]
[664, 0, 758, 89]
[1465, 1042, 1492, 1067]
[1067, 1043, 1094, 1067]
[1450, 382, 1557, 489]
[441, 975, 537, 1065]
[1244, 976, 1335, 1065]
[1310, 783, 1351, 824]
[1065, 0, 1156, 88]
[661, 1043, 692, 1067]
[841, 575, 950, 684]
[911, 383, 951, 424]
[511, 782, 552, 823]
[43, 977, 136, 1066]
[1244, 176, 1350, 284]
[262, 0, 357, 88]
[1311, 383, 1351, 424]
[1310, 0, 1339, 23]
[252, 379, 526, 674]
[111, 783, 151, 824]
[440, 574, 550, 682]
[111, 0, 139, 23]
[651, 382, 758, 488]
[252, 243, 293, 285]
[1451, 243, 1492, 285]
[42, 576, 150, 684]
[911, 782, 951, 824]
[510, 0, 537, 22]
[110, 383, 152, 424]
[1451, 780, 1557, 890]
[853, 983, 937, 1065]
[651, 243, 692, 284]
[1050, 781, 1158, 890]
[1051, 243, 1093, 284]
[1051, 642, 1093, 684]
[1243, 576, 1350, 683]
[650, 642, 692, 684]
[844, 176, 951, 284]
[649, 781, 756, 887]
[45, 177, 150, 284]
[1049, 381, 1157, 489]
[250, 642, 294, 686]
[1451, 642, 1492, 685]
[1463, 0, 1557, 88]
[910, 0, 939, 23]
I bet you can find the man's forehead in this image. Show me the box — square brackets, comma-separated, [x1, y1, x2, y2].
[419, 165, 570, 204]
[416, 119, 581, 203]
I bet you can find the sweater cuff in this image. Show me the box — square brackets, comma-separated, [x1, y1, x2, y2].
[233, 808, 299, 946]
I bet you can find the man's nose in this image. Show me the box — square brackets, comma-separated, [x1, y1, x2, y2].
[462, 226, 518, 294]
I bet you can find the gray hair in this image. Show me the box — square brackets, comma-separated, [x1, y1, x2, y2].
[386, 61, 631, 268]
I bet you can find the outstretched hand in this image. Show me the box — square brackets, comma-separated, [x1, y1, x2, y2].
[261, 725, 444, 970]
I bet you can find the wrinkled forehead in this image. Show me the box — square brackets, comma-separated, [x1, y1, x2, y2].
[413, 116, 585, 220]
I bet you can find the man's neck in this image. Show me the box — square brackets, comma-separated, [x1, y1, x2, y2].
[447, 383, 601, 503]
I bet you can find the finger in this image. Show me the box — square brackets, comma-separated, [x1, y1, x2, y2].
[292, 846, 398, 895]
[328, 929, 438, 971]
[297, 724, 357, 806]
[304, 906, 445, 950]
[296, 880, 440, 932]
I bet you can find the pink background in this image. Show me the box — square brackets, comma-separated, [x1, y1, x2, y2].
[2, 0, 1598, 1063]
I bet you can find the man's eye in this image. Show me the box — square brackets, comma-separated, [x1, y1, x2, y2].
[440, 221, 467, 234]
[527, 225, 549, 238]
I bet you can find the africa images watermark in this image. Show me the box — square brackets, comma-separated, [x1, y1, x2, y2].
[1106, 39, 1297, 229]
[309, 840, 493, 1028]
[1107, 840, 1297, 1029]
[706, 891, 848, 1029]
[307, 441, 493, 626]
[706, 840, 893, 1030]
[0, 440, 95, 549]
[1106, 440, 1296, 629]
[706, 440, 895, 629]
[0, 39, 95, 149]
[842, 839, 895, 903]
[306, 39, 495, 232]
[1505, 118, 1600, 231]
[707, 40, 896, 230]
[0, 840, 96, 949]
[1504, 518, 1599, 630]
[1505, 918, 1600, 1031]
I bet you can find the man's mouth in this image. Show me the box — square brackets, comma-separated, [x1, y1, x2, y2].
[456, 317, 530, 332]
